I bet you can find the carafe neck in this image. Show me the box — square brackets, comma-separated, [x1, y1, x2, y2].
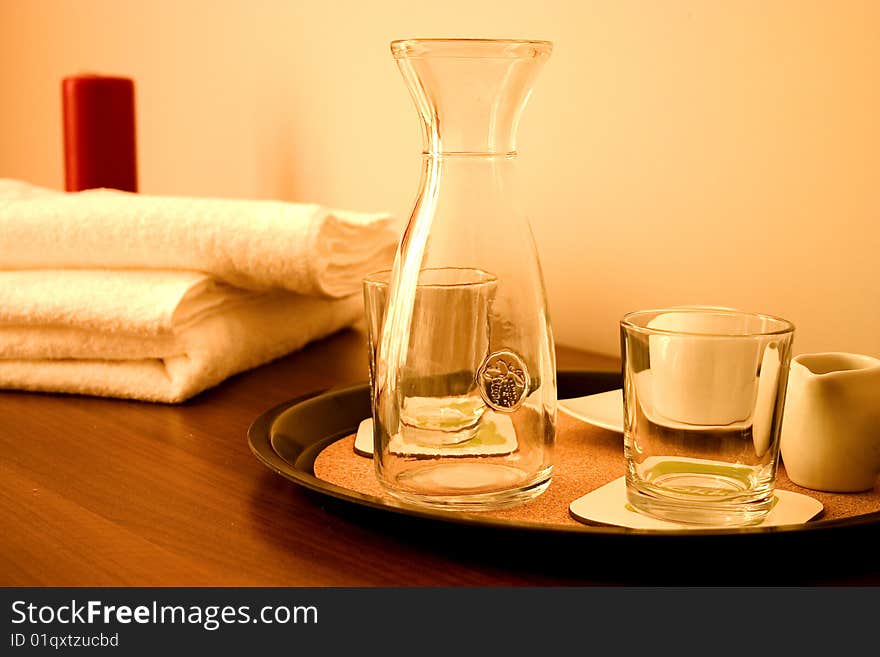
[392, 39, 551, 156]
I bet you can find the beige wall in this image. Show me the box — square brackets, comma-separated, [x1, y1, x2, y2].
[1, 0, 877, 357]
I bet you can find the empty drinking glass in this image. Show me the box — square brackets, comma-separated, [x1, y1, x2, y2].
[621, 307, 795, 526]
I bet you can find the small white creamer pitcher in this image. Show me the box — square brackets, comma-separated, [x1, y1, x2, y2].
[780, 352, 880, 492]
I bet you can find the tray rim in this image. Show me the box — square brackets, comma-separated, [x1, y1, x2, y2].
[248, 370, 880, 539]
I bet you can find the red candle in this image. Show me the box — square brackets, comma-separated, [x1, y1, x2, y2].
[62, 74, 138, 192]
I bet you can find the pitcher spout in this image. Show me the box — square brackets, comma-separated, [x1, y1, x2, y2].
[792, 352, 880, 379]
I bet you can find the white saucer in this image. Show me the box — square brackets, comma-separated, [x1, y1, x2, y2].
[559, 389, 623, 433]
[559, 370, 755, 434]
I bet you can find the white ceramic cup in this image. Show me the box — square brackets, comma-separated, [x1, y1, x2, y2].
[646, 310, 762, 426]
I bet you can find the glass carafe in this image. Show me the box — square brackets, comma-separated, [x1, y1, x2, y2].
[373, 38, 556, 510]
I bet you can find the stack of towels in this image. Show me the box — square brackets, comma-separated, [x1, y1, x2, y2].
[0, 179, 398, 402]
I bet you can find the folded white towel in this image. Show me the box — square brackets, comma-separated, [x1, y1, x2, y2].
[0, 180, 398, 298]
[0, 270, 360, 402]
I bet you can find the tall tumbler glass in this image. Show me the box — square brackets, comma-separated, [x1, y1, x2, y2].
[365, 269, 496, 447]
[365, 267, 552, 510]
[621, 307, 795, 526]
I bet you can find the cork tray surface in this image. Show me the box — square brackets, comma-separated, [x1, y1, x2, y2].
[249, 374, 880, 536]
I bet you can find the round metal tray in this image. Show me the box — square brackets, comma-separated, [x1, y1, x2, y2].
[248, 370, 880, 539]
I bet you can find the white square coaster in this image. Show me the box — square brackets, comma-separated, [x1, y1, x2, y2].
[569, 477, 823, 531]
[353, 419, 375, 457]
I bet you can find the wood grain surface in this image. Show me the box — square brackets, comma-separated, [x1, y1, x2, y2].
[2, 329, 878, 586]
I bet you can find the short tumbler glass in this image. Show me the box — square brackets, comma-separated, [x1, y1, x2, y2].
[620, 307, 795, 526]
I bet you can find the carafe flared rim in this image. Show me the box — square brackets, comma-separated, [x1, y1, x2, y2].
[391, 38, 553, 60]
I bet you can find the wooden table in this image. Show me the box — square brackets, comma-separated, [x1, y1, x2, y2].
[2, 330, 878, 585]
